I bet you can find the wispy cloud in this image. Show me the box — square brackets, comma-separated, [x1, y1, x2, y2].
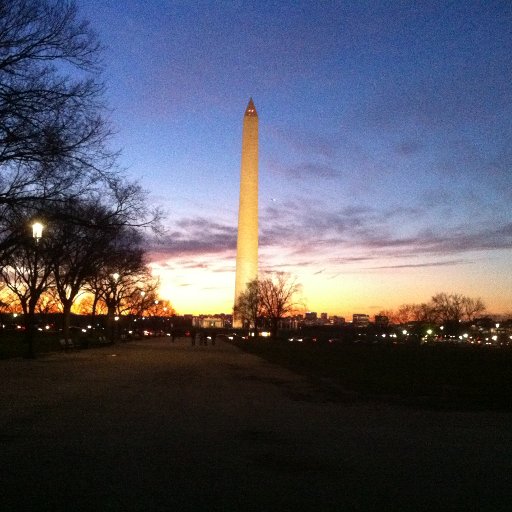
[149, 217, 237, 257]
[284, 162, 340, 179]
[148, 203, 512, 272]
[365, 259, 470, 270]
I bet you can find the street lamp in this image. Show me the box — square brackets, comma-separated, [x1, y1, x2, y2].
[108, 273, 120, 342]
[26, 221, 44, 357]
[32, 222, 44, 243]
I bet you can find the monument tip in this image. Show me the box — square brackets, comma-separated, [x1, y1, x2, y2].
[245, 97, 257, 117]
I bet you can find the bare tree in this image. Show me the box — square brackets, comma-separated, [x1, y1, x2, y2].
[258, 273, 302, 339]
[393, 304, 417, 324]
[124, 277, 160, 317]
[48, 199, 131, 341]
[0, 1, 161, 265]
[0, 285, 18, 313]
[376, 309, 398, 324]
[431, 292, 466, 325]
[0, 0, 110, 212]
[84, 230, 149, 340]
[234, 278, 261, 337]
[386, 293, 484, 327]
[144, 298, 175, 318]
[36, 287, 62, 314]
[0, 225, 53, 356]
[462, 296, 486, 322]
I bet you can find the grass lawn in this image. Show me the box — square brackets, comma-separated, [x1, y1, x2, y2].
[0, 330, 112, 359]
[0, 331, 62, 358]
[233, 339, 512, 411]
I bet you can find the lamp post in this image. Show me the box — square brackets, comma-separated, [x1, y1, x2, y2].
[25, 222, 44, 358]
[108, 272, 120, 342]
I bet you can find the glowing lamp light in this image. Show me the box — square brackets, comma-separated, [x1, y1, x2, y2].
[32, 222, 44, 242]
[112, 273, 120, 282]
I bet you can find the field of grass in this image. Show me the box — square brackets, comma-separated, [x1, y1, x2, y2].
[0, 330, 113, 359]
[233, 339, 512, 410]
[0, 331, 61, 359]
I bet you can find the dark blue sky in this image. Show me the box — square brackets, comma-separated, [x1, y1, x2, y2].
[77, 0, 512, 315]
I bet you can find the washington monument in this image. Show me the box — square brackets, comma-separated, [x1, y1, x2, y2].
[233, 98, 258, 327]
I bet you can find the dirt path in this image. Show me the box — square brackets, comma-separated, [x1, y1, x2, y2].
[1, 337, 511, 511]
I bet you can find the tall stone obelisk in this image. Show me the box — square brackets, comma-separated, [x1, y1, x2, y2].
[233, 98, 258, 327]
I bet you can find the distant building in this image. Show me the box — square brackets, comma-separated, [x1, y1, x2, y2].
[320, 313, 328, 321]
[352, 314, 370, 327]
[331, 316, 345, 325]
[375, 315, 389, 327]
[192, 316, 224, 329]
[279, 316, 300, 330]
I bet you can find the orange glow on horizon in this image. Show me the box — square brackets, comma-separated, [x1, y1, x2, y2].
[151, 252, 512, 318]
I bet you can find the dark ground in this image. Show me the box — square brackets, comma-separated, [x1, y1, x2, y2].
[1, 337, 511, 511]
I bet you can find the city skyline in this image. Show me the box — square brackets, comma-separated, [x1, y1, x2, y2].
[76, 1, 512, 317]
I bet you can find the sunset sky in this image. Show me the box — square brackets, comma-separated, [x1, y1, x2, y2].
[77, 1, 512, 317]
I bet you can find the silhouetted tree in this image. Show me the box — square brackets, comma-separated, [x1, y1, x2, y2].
[462, 296, 486, 322]
[49, 199, 130, 341]
[36, 287, 61, 314]
[391, 293, 486, 331]
[431, 292, 465, 324]
[0, 222, 53, 356]
[0, 1, 160, 265]
[84, 229, 148, 340]
[144, 297, 175, 318]
[234, 278, 261, 337]
[0, 1, 113, 220]
[258, 273, 302, 339]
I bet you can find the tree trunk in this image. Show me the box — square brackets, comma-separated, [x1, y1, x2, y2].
[24, 296, 38, 358]
[62, 300, 72, 343]
[270, 318, 279, 339]
[107, 304, 116, 342]
[91, 293, 99, 317]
